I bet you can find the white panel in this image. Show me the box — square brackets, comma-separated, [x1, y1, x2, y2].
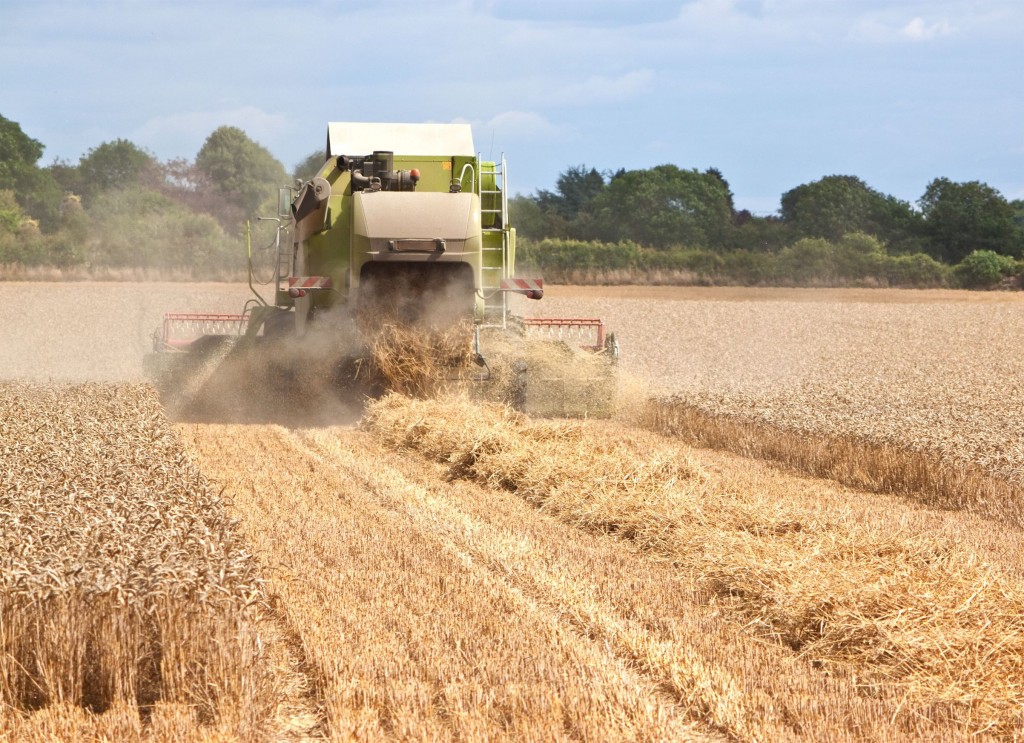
[327, 122, 474, 157]
[354, 192, 479, 239]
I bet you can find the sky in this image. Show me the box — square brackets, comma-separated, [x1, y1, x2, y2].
[1, 0, 1022, 214]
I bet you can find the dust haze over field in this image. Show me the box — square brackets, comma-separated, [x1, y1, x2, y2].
[6, 282, 1024, 739]
[10, 280, 1024, 481]
[0, 282, 250, 381]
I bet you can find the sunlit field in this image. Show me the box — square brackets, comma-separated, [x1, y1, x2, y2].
[4, 283, 1024, 740]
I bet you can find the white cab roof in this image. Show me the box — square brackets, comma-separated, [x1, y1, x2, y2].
[326, 122, 475, 158]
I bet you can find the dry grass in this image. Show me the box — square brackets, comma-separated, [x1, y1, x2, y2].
[363, 393, 1024, 737]
[0, 382, 274, 739]
[182, 420, 987, 742]
[521, 288, 1024, 485]
[10, 283, 1024, 738]
[354, 318, 616, 418]
[178, 423, 715, 741]
[357, 321, 474, 398]
[643, 399, 1024, 526]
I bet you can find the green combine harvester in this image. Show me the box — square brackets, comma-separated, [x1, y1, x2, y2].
[145, 122, 616, 420]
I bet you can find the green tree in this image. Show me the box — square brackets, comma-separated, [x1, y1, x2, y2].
[780, 175, 919, 247]
[195, 126, 287, 229]
[591, 165, 734, 249]
[0, 114, 65, 230]
[0, 189, 56, 263]
[0, 189, 26, 233]
[0, 114, 44, 192]
[536, 165, 605, 219]
[704, 167, 736, 215]
[77, 139, 157, 203]
[919, 178, 1022, 262]
[730, 211, 790, 252]
[86, 186, 237, 272]
[46, 158, 83, 198]
[293, 149, 328, 182]
[508, 194, 546, 240]
[531, 165, 608, 240]
[16, 167, 63, 231]
[154, 157, 241, 228]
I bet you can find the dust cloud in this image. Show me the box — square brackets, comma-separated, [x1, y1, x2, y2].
[0, 282, 250, 382]
[0, 280, 626, 426]
[157, 268, 483, 426]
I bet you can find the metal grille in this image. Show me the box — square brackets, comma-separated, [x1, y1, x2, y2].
[522, 318, 606, 351]
[160, 313, 249, 349]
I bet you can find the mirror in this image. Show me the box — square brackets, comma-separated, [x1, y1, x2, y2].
[278, 187, 292, 218]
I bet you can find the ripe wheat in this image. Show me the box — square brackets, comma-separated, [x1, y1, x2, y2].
[364, 392, 1024, 737]
[0, 382, 273, 738]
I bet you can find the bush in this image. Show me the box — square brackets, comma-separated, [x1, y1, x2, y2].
[517, 238, 641, 274]
[721, 250, 775, 285]
[0, 191, 53, 265]
[517, 235, 963, 289]
[0, 190, 22, 233]
[884, 253, 948, 288]
[642, 248, 723, 275]
[833, 232, 886, 280]
[42, 232, 85, 267]
[87, 187, 241, 273]
[775, 238, 837, 285]
[953, 250, 1018, 289]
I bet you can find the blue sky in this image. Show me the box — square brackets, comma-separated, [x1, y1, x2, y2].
[2, 0, 1022, 214]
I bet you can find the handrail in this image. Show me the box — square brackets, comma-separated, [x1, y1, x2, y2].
[458, 163, 476, 193]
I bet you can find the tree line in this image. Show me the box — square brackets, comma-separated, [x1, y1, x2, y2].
[2, 111, 1022, 287]
[511, 165, 1024, 287]
[0, 113, 322, 276]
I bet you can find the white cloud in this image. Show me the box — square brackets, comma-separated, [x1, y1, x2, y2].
[900, 17, 954, 41]
[851, 15, 956, 43]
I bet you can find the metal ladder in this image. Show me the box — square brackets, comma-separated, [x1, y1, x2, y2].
[479, 154, 508, 327]
[276, 223, 292, 296]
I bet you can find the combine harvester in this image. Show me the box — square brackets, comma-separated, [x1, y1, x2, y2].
[145, 122, 617, 419]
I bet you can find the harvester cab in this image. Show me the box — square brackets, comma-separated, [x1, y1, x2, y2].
[145, 122, 617, 419]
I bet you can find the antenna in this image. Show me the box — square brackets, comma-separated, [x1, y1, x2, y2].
[489, 129, 495, 160]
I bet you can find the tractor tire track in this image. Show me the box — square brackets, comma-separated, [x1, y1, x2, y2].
[177, 421, 964, 741]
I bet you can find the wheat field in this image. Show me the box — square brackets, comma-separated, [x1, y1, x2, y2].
[0, 382, 275, 739]
[178, 410, 1024, 741]
[4, 283, 1024, 740]
[519, 286, 1024, 484]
